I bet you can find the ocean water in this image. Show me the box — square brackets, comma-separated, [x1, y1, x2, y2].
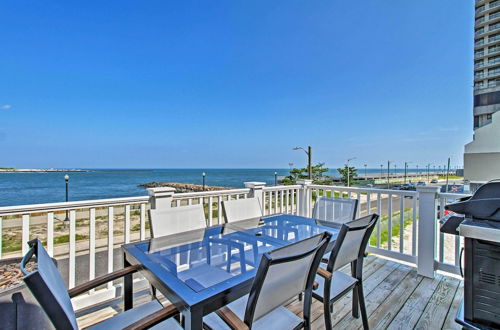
[0, 168, 428, 207]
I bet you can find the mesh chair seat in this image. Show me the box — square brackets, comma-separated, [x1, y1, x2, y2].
[89, 300, 182, 330]
[313, 269, 358, 302]
[203, 294, 303, 330]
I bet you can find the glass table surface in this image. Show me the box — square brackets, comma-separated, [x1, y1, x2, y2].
[128, 214, 340, 295]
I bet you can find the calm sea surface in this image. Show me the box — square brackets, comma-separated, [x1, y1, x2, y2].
[0, 168, 421, 207]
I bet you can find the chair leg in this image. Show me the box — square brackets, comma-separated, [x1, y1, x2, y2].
[323, 302, 332, 330]
[352, 286, 359, 318]
[150, 285, 157, 300]
[357, 283, 369, 330]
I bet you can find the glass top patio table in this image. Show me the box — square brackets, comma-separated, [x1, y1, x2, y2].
[122, 214, 340, 330]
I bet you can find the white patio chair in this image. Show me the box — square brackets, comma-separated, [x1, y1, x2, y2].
[149, 204, 206, 238]
[312, 196, 358, 224]
[222, 198, 263, 223]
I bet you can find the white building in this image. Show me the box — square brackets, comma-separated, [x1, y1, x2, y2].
[465, 0, 500, 186]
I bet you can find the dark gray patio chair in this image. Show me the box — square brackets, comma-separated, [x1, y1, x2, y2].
[312, 196, 358, 224]
[203, 231, 332, 330]
[21, 239, 181, 330]
[312, 214, 378, 330]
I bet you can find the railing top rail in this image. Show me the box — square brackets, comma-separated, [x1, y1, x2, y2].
[173, 188, 250, 199]
[262, 185, 301, 191]
[0, 195, 150, 216]
[308, 184, 419, 196]
[437, 192, 471, 199]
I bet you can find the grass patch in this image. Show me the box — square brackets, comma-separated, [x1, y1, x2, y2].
[53, 234, 88, 244]
[370, 208, 415, 247]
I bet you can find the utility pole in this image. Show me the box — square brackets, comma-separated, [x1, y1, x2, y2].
[404, 162, 408, 184]
[387, 161, 390, 189]
[308, 146, 312, 180]
[346, 157, 356, 187]
[445, 157, 451, 192]
[292, 146, 312, 180]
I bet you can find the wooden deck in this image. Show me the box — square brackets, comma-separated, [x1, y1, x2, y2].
[76, 255, 463, 329]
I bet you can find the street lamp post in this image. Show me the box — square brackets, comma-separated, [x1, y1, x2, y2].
[64, 175, 69, 221]
[346, 157, 356, 187]
[427, 164, 430, 182]
[380, 164, 383, 180]
[202, 172, 206, 191]
[404, 162, 408, 184]
[387, 161, 390, 189]
[394, 164, 397, 181]
[416, 164, 419, 180]
[274, 171, 278, 186]
[364, 164, 367, 179]
[293, 146, 312, 180]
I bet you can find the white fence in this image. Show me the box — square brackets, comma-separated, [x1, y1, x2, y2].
[0, 180, 468, 306]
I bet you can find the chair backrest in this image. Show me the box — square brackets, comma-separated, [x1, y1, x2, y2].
[326, 214, 379, 272]
[21, 239, 78, 330]
[312, 196, 358, 224]
[244, 232, 331, 326]
[149, 204, 206, 238]
[222, 198, 263, 223]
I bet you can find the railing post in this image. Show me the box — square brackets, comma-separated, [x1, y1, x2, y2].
[148, 187, 176, 210]
[416, 186, 440, 278]
[244, 182, 266, 213]
[297, 180, 313, 217]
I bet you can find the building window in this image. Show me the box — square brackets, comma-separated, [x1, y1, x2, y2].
[474, 90, 500, 106]
[487, 113, 493, 119]
[474, 116, 480, 128]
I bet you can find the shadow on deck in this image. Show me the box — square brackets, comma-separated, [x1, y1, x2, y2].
[76, 255, 463, 329]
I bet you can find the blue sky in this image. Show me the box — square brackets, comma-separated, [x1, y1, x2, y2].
[0, 1, 473, 169]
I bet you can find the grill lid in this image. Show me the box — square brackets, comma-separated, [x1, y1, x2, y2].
[445, 180, 500, 221]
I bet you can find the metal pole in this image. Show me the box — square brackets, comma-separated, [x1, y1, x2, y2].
[380, 164, 383, 179]
[427, 164, 430, 182]
[202, 172, 206, 191]
[308, 146, 312, 180]
[65, 175, 69, 221]
[347, 162, 350, 187]
[364, 164, 367, 179]
[274, 171, 278, 186]
[404, 162, 407, 184]
[387, 161, 390, 189]
[446, 158, 450, 192]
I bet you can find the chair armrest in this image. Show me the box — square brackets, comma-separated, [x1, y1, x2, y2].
[215, 306, 250, 330]
[317, 267, 332, 280]
[122, 303, 178, 330]
[68, 265, 141, 297]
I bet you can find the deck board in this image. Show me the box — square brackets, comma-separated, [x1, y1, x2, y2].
[76, 255, 463, 329]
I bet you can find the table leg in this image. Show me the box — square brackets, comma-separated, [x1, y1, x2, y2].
[123, 255, 133, 311]
[183, 307, 203, 330]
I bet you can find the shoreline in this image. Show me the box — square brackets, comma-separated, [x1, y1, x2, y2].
[0, 168, 88, 173]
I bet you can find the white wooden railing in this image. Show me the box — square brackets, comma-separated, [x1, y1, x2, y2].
[308, 184, 419, 264]
[0, 180, 469, 308]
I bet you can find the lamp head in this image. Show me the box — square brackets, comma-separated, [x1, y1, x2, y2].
[202, 172, 206, 176]
[292, 147, 301, 150]
[64, 174, 69, 181]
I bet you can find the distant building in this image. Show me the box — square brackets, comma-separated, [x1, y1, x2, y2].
[465, 0, 500, 187]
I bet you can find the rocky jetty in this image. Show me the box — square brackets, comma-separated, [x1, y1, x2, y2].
[139, 182, 229, 192]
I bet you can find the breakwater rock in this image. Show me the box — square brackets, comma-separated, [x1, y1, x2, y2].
[139, 182, 229, 193]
